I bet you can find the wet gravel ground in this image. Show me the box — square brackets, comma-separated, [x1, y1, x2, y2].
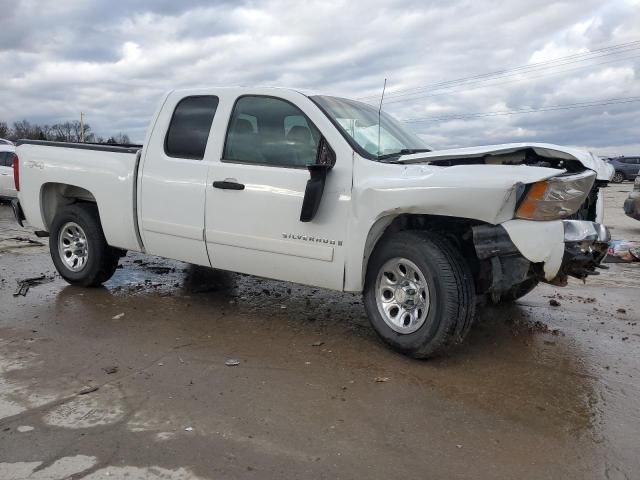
[0, 184, 639, 480]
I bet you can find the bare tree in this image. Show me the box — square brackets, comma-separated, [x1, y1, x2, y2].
[70, 120, 93, 142]
[107, 133, 131, 144]
[52, 122, 76, 142]
[1, 118, 128, 144]
[40, 124, 53, 140]
[12, 120, 43, 140]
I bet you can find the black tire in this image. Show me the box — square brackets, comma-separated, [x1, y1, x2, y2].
[497, 278, 539, 303]
[363, 231, 476, 359]
[612, 171, 625, 183]
[49, 204, 120, 287]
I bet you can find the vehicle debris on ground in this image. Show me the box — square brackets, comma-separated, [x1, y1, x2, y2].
[12, 274, 52, 297]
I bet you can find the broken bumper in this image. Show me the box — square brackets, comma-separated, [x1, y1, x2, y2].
[473, 219, 610, 288]
[557, 220, 610, 282]
[562, 219, 610, 243]
[11, 198, 25, 227]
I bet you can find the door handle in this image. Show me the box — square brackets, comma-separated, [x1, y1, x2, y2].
[213, 180, 245, 190]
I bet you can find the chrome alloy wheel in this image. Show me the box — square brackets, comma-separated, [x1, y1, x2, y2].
[58, 221, 89, 272]
[375, 257, 431, 334]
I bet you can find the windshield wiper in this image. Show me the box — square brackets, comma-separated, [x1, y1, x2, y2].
[377, 148, 432, 161]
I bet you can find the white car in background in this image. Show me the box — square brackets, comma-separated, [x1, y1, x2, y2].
[0, 142, 17, 200]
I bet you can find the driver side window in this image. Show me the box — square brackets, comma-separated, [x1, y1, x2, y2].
[223, 96, 320, 168]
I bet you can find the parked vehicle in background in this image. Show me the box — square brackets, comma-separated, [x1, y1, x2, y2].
[11, 87, 612, 358]
[608, 156, 640, 183]
[0, 143, 17, 200]
[0, 138, 15, 146]
[624, 175, 640, 220]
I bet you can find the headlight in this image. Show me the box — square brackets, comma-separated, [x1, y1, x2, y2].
[516, 170, 596, 221]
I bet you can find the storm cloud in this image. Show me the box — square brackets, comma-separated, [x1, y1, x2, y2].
[0, 0, 639, 155]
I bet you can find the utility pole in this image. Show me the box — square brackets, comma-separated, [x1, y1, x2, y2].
[80, 112, 85, 143]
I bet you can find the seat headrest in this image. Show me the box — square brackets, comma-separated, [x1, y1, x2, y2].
[287, 125, 312, 144]
[234, 118, 254, 134]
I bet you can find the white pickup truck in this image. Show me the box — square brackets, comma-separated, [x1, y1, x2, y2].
[11, 87, 612, 358]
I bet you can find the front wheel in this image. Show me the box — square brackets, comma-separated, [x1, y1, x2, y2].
[49, 204, 120, 287]
[612, 171, 625, 183]
[363, 231, 476, 359]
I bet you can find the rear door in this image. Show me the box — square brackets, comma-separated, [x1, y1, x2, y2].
[138, 93, 219, 265]
[204, 92, 353, 290]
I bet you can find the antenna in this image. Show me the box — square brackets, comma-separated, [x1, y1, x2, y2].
[377, 78, 387, 156]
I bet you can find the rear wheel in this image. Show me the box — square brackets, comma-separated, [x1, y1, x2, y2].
[612, 171, 625, 183]
[49, 204, 120, 287]
[363, 231, 476, 359]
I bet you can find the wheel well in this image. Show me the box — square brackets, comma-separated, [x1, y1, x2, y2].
[41, 183, 97, 231]
[363, 214, 483, 287]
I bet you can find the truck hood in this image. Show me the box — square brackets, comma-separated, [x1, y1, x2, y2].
[398, 142, 614, 181]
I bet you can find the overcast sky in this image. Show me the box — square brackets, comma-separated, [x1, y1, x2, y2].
[1, 0, 639, 155]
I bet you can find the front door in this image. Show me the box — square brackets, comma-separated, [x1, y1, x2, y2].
[204, 94, 352, 290]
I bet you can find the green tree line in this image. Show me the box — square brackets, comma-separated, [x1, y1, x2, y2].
[0, 120, 131, 144]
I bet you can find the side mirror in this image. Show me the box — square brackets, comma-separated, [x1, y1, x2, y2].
[300, 138, 335, 222]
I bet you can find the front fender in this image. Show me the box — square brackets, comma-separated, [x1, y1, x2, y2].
[343, 158, 564, 292]
[501, 219, 565, 280]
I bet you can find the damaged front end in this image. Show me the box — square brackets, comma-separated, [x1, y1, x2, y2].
[473, 167, 611, 298]
[472, 219, 610, 300]
[555, 220, 610, 284]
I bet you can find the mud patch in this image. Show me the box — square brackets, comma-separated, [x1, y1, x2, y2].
[43, 385, 126, 428]
[0, 340, 58, 420]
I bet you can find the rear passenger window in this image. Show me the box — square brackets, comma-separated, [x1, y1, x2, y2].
[223, 96, 320, 168]
[0, 152, 10, 167]
[165, 96, 219, 160]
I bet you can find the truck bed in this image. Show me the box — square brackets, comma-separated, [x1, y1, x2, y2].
[17, 139, 142, 154]
[16, 140, 144, 252]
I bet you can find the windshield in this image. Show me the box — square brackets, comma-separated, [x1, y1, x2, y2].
[311, 95, 429, 159]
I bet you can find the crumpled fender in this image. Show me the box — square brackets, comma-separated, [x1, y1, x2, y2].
[344, 158, 566, 291]
[501, 219, 565, 280]
[352, 161, 563, 225]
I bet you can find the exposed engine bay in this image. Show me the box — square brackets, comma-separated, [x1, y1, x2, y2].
[427, 147, 584, 171]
